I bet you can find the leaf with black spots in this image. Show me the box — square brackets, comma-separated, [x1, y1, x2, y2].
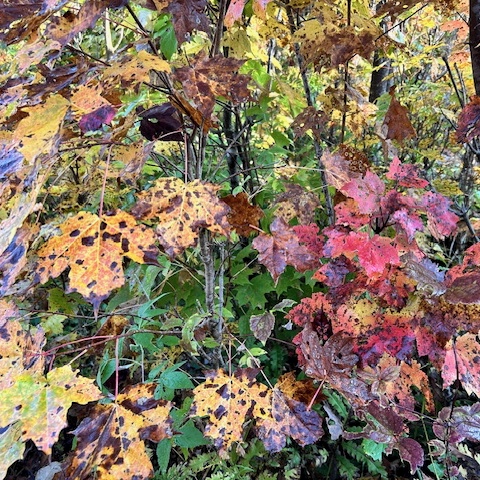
[36, 210, 160, 308]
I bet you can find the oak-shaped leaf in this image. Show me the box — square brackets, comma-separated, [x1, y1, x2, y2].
[0, 365, 102, 456]
[456, 95, 480, 143]
[62, 384, 172, 480]
[257, 383, 324, 452]
[173, 53, 250, 123]
[131, 178, 231, 257]
[222, 192, 264, 237]
[250, 311, 275, 344]
[36, 210, 160, 308]
[442, 333, 480, 397]
[382, 86, 416, 143]
[190, 368, 271, 454]
[138, 103, 183, 141]
[434, 403, 480, 444]
[386, 157, 428, 188]
[253, 217, 319, 282]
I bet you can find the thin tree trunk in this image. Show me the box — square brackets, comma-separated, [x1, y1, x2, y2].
[470, 0, 480, 94]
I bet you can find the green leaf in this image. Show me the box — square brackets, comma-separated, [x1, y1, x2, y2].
[175, 419, 210, 448]
[162, 371, 194, 390]
[156, 438, 172, 474]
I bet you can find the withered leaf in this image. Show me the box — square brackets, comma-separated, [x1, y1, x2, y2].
[382, 86, 416, 143]
[250, 311, 275, 344]
[274, 183, 321, 225]
[222, 192, 264, 237]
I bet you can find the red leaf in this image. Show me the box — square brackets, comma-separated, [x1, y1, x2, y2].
[456, 95, 480, 143]
[419, 192, 459, 239]
[341, 171, 385, 214]
[386, 157, 428, 188]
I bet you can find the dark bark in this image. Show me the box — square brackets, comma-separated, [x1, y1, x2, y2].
[369, 50, 394, 103]
[470, 0, 480, 95]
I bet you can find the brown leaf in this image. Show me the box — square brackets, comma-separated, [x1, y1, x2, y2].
[222, 192, 264, 236]
[291, 106, 328, 142]
[36, 210, 160, 308]
[173, 53, 251, 124]
[253, 217, 319, 281]
[131, 178, 231, 257]
[382, 86, 416, 143]
[165, 0, 210, 43]
[250, 311, 275, 343]
[274, 183, 321, 225]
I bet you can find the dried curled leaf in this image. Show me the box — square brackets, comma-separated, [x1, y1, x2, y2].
[36, 210, 160, 308]
[132, 178, 231, 257]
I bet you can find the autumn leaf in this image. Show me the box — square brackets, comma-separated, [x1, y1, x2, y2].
[190, 368, 271, 453]
[165, 0, 210, 43]
[253, 217, 319, 282]
[36, 210, 160, 308]
[341, 171, 385, 214]
[434, 403, 480, 443]
[274, 183, 321, 225]
[250, 311, 275, 344]
[456, 95, 480, 143]
[0, 365, 102, 455]
[132, 178, 231, 257]
[382, 86, 416, 143]
[386, 157, 428, 188]
[62, 384, 172, 480]
[257, 381, 324, 452]
[442, 333, 480, 397]
[173, 53, 250, 123]
[222, 192, 264, 237]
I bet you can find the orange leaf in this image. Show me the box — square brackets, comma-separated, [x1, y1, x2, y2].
[132, 178, 231, 257]
[36, 210, 159, 308]
[382, 86, 416, 143]
[222, 192, 264, 237]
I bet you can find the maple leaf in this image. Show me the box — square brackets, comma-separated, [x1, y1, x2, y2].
[138, 103, 183, 141]
[324, 229, 400, 277]
[341, 171, 385, 214]
[173, 53, 250, 123]
[225, 0, 248, 27]
[13, 93, 69, 163]
[165, 0, 210, 43]
[190, 368, 271, 454]
[382, 86, 416, 143]
[274, 183, 321, 225]
[222, 192, 264, 237]
[419, 192, 459, 240]
[36, 210, 160, 308]
[257, 383, 324, 452]
[442, 333, 480, 397]
[434, 403, 480, 443]
[63, 383, 172, 480]
[291, 106, 328, 142]
[0, 365, 102, 455]
[299, 325, 373, 406]
[321, 149, 365, 190]
[456, 95, 480, 143]
[131, 178, 231, 257]
[346, 401, 424, 474]
[253, 217, 319, 282]
[293, 224, 324, 256]
[386, 157, 429, 188]
[79, 105, 116, 133]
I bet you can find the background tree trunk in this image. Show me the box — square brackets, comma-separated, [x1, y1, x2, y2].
[470, 0, 480, 94]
